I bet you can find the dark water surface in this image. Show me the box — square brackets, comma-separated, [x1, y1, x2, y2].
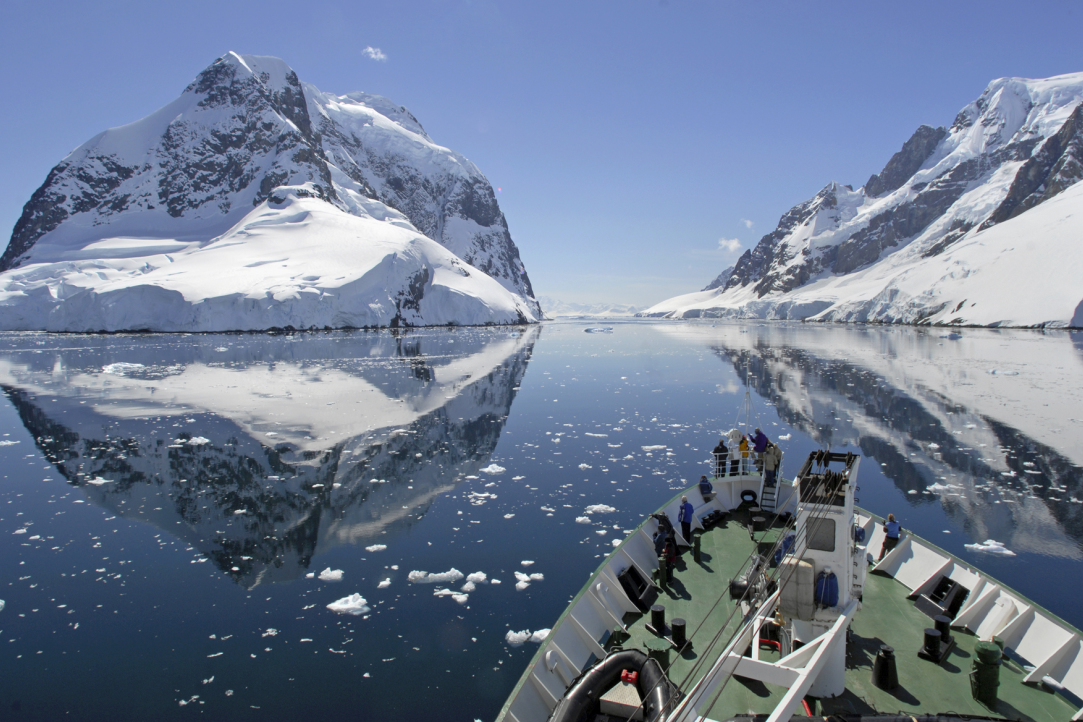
[2, 321, 1082, 720]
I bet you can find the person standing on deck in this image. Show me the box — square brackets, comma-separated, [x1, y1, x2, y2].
[878, 514, 902, 561]
[739, 435, 750, 474]
[699, 475, 714, 501]
[678, 495, 695, 544]
[713, 438, 729, 477]
[763, 442, 781, 487]
[753, 428, 769, 470]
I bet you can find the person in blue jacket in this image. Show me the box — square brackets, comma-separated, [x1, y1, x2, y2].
[699, 475, 714, 501]
[752, 428, 769, 470]
[878, 513, 902, 561]
[678, 495, 695, 544]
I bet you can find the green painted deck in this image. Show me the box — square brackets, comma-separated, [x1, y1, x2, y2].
[610, 506, 1079, 722]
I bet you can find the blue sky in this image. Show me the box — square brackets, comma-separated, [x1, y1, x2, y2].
[1, 0, 1080, 307]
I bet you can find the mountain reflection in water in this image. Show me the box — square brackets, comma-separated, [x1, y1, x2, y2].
[658, 323, 1083, 560]
[0, 327, 539, 588]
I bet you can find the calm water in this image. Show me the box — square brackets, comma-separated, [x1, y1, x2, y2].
[2, 321, 1082, 720]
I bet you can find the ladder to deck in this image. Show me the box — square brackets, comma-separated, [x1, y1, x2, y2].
[759, 481, 777, 512]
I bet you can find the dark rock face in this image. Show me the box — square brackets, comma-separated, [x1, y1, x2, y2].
[983, 103, 1083, 228]
[864, 125, 947, 198]
[702, 265, 734, 292]
[724, 183, 843, 297]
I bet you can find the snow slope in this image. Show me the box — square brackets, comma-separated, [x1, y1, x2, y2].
[0, 53, 539, 331]
[643, 73, 1083, 328]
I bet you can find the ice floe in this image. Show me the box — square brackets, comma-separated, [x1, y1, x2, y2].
[0, 440, 21, 446]
[965, 539, 1017, 556]
[318, 568, 344, 582]
[641, 445, 666, 451]
[575, 516, 591, 524]
[85, 477, 112, 485]
[326, 594, 371, 615]
[520, 560, 534, 567]
[377, 578, 391, 589]
[480, 463, 505, 475]
[466, 491, 496, 506]
[584, 504, 616, 515]
[408, 568, 464, 584]
[505, 629, 551, 646]
[365, 544, 387, 552]
[578, 464, 592, 470]
[102, 362, 145, 375]
[466, 572, 487, 584]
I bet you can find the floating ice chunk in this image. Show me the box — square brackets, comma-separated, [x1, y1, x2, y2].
[102, 362, 145, 375]
[540, 506, 555, 512]
[505, 630, 531, 646]
[480, 464, 505, 475]
[641, 445, 666, 451]
[907, 490, 918, 495]
[467, 491, 497, 506]
[207, 652, 223, 658]
[0, 440, 21, 446]
[965, 539, 1016, 556]
[512, 475, 525, 480]
[319, 568, 344, 582]
[926, 483, 951, 492]
[187, 437, 211, 445]
[461, 581, 476, 593]
[504, 514, 515, 519]
[306, 572, 315, 579]
[452, 594, 469, 604]
[585, 433, 608, 438]
[369, 479, 387, 484]
[612, 539, 622, 547]
[261, 629, 278, 638]
[515, 581, 530, 590]
[585, 504, 617, 515]
[13, 528, 27, 535]
[596, 530, 607, 535]
[85, 477, 112, 485]
[377, 578, 391, 589]
[778, 434, 792, 441]
[408, 568, 464, 584]
[365, 544, 388, 552]
[466, 572, 488, 584]
[514, 572, 531, 582]
[327, 594, 371, 615]
[490, 579, 501, 585]
[576, 516, 591, 524]
[233, 509, 247, 515]
[505, 629, 550, 646]
[927, 443, 940, 450]
[521, 560, 534, 567]
[529, 573, 544, 581]
[578, 464, 592, 470]
[0, 600, 4, 613]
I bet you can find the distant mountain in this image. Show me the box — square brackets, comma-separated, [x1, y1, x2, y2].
[0, 52, 540, 331]
[644, 72, 1083, 328]
[536, 296, 643, 318]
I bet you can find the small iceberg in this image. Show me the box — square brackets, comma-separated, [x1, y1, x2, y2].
[318, 568, 344, 582]
[584, 327, 613, 333]
[965, 539, 1016, 557]
[326, 594, 370, 616]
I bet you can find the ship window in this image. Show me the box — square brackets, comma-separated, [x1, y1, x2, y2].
[808, 519, 835, 552]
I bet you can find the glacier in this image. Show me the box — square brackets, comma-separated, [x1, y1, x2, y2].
[643, 72, 1083, 328]
[0, 53, 540, 332]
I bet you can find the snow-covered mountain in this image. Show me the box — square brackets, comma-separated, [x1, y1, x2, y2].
[0, 52, 539, 331]
[535, 296, 643, 317]
[643, 73, 1083, 328]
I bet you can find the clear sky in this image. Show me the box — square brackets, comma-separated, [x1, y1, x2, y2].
[1, 0, 1080, 307]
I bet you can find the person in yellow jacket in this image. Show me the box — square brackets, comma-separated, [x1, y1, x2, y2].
[739, 435, 750, 474]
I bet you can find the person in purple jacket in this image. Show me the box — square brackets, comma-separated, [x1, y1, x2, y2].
[752, 428, 769, 470]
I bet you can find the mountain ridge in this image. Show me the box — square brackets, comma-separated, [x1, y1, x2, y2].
[652, 71, 1083, 328]
[0, 52, 539, 331]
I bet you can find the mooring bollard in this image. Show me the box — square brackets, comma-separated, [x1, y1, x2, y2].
[693, 533, 702, 563]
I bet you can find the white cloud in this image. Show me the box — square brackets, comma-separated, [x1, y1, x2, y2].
[363, 47, 388, 62]
[741, 218, 754, 229]
[718, 237, 742, 253]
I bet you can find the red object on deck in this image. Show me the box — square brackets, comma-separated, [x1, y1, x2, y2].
[620, 669, 639, 686]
